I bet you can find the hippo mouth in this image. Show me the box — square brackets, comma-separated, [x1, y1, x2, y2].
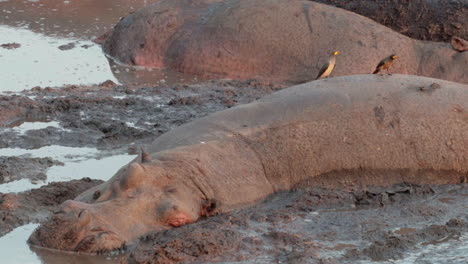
[73, 230, 127, 254]
[29, 214, 128, 254]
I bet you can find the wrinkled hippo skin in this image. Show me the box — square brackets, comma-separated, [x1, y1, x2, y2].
[103, 0, 467, 83]
[29, 75, 468, 253]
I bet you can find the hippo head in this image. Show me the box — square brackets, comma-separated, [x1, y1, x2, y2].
[29, 153, 217, 253]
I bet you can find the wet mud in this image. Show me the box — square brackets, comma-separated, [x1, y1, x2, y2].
[0, 42, 21, 49]
[127, 183, 468, 263]
[313, 0, 467, 42]
[0, 156, 63, 184]
[0, 178, 103, 237]
[0, 80, 282, 150]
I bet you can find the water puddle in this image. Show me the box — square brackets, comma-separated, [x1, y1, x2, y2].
[0, 145, 136, 193]
[0, 224, 42, 264]
[0, 145, 99, 161]
[0, 0, 207, 93]
[0, 0, 150, 39]
[0, 25, 118, 92]
[9, 121, 67, 134]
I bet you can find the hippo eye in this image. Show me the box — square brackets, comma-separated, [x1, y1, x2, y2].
[164, 187, 177, 194]
[93, 190, 101, 200]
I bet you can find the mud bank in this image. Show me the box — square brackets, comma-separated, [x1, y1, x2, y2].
[127, 183, 468, 263]
[313, 0, 467, 42]
[0, 80, 282, 148]
[0, 178, 103, 237]
[0, 156, 62, 184]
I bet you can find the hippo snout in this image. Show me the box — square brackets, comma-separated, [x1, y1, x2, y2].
[29, 200, 127, 253]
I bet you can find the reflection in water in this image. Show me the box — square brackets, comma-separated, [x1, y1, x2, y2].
[0, 25, 118, 92]
[0, 0, 208, 93]
[0, 223, 121, 264]
[0, 224, 42, 264]
[32, 246, 122, 264]
[108, 58, 207, 87]
[0, 0, 151, 39]
[10, 121, 66, 135]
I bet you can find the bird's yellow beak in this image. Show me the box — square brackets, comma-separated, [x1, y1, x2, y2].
[392, 55, 398, 59]
[334, 51, 340, 55]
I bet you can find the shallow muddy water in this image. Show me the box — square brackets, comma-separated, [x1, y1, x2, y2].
[0, 0, 203, 93]
[0, 25, 118, 92]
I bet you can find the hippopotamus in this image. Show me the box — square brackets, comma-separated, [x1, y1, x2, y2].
[102, 0, 467, 84]
[29, 75, 468, 253]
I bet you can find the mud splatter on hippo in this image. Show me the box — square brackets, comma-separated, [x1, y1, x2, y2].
[29, 75, 468, 253]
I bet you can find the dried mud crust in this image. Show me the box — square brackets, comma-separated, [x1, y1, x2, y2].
[127, 183, 468, 263]
[0, 80, 282, 150]
[0, 178, 103, 237]
[312, 0, 467, 42]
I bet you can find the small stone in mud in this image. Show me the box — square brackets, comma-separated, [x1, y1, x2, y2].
[0, 194, 19, 210]
[99, 80, 117, 88]
[30, 86, 42, 91]
[80, 44, 93, 49]
[58, 42, 76, 50]
[168, 96, 202, 105]
[0, 43, 21, 49]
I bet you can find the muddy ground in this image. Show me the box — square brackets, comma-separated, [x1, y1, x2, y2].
[0, 178, 103, 237]
[0, 80, 282, 148]
[128, 183, 468, 264]
[312, 0, 467, 42]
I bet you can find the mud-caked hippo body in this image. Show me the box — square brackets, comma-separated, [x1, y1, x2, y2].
[103, 0, 467, 83]
[29, 75, 468, 252]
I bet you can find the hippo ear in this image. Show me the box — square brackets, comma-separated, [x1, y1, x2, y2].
[451, 36, 468, 52]
[200, 198, 217, 217]
[122, 163, 145, 189]
[140, 147, 152, 163]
